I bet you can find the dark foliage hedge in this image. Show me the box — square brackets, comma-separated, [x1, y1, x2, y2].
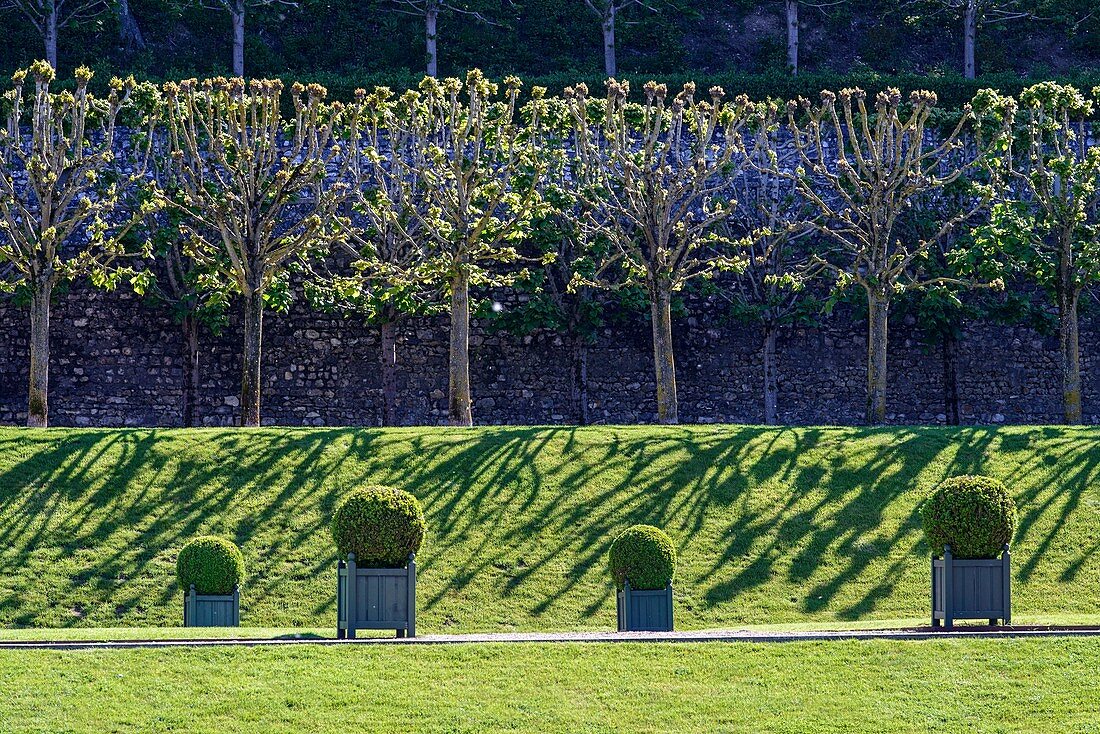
[176, 536, 245, 595]
[331, 485, 426, 567]
[921, 475, 1018, 559]
[608, 524, 677, 591]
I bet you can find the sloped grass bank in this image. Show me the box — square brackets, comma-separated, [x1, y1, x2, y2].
[2, 640, 1099, 733]
[0, 426, 1098, 632]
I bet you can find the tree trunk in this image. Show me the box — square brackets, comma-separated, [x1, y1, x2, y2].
[650, 285, 678, 425]
[117, 0, 146, 52]
[941, 329, 960, 426]
[602, 6, 616, 76]
[1058, 290, 1082, 425]
[786, 0, 799, 75]
[762, 323, 779, 426]
[571, 334, 590, 425]
[963, 0, 977, 79]
[448, 268, 473, 426]
[27, 280, 53, 428]
[182, 314, 200, 428]
[231, 2, 245, 77]
[240, 290, 264, 427]
[865, 292, 889, 425]
[426, 7, 439, 77]
[44, 7, 58, 68]
[380, 319, 399, 427]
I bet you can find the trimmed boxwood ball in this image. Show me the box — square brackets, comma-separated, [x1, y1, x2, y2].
[331, 485, 425, 567]
[176, 536, 245, 595]
[921, 475, 1017, 559]
[608, 524, 677, 591]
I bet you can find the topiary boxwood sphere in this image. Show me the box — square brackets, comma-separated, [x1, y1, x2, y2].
[331, 486, 426, 567]
[921, 475, 1017, 559]
[176, 536, 245, 595]
[608, 524, 677, 591]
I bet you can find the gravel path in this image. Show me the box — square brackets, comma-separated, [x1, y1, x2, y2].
[3, 625, 1100, 650]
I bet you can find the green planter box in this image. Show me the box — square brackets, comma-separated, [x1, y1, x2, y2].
[183, 585, 240, 627]
[336, 553, 416, 639]
[616, 581, 674, 632]
[932, 544, 1012, 629]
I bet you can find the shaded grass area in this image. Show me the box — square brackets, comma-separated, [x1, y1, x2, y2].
[2, 639, 1100, 733]
[1, 426, 1098, 633]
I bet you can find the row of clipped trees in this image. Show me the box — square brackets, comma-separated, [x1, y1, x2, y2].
[1, 62, 1098, 428]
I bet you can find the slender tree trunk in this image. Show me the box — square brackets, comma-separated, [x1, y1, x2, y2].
[762, 323, 779, 426]
[426, 7, 439, 77]
[602, 6, 616, 76]
[240, 290, 264, 427]
[963, 0, 977, 79]
[44, 7, 58, 68]
[1058, 289, 1082, 425]
[650, 284, 678, 425]
[571, 334, 590, 425]
[786, 0, 799, 75]
[117, 0, 146, 51]
[380, 319, 399, 427]
[27, 280, 53, 428]
[448, 268, 473, 426]
[231, 2, 245, 77]
[941, 329, 960, 426]
[182, 314, 199, 428]
[866, 291, 890, 425]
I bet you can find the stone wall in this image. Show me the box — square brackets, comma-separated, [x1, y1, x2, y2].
[1, 282, 1095, 427]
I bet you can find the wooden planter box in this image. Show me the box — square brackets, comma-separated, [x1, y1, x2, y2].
[616, 581, 674, 632]
[336, 553, 416, 639]
[932, 544, 1011, 629]
[183, 585, 240, 627]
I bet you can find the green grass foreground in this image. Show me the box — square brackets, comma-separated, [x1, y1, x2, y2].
[1, 426, 1098, 632]
[2, 640, 1099, 732]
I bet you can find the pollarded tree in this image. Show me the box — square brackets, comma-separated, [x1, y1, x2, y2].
[980, 83, 1100, 424]
[306, 86, 445, 427]
[156, 77, 352, 427]
[132, 129, 231, 427]
[354, 71, 546, 426]
[0, 0, 110, 67]
[771, 87, 1013, 424]
[718, 106, 821, 424]
[566, 79, 754, 424]
[0, 62, 153, 427]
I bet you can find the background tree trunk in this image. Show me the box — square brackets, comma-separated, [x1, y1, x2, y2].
[1058, 290, 1082, 424]
[650, 285, 678, 425]
[866, 292, 890, 424]
[380, 319, 399, 427]
[231, 2, 245, 77]
[963, 0, 977, 79]
[117, 0, 146, 51]
[426, 7, 439, 77]
[941, 329, 960, 426]
[762, 323, 779, 425]
[448, 268, 473, 426]
[571, 334, 590, 425]
[786, 0, 799, 75]
[182, 314, 200, 428]
[44, 7, 58, 68]
[27, 281, 53, 428]
[240, 290, 264, 427]
[601, 6, 616, 76]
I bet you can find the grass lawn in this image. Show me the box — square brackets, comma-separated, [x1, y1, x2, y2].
[1, 425, 1098, 633]
[1, 639, 1099, 732]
